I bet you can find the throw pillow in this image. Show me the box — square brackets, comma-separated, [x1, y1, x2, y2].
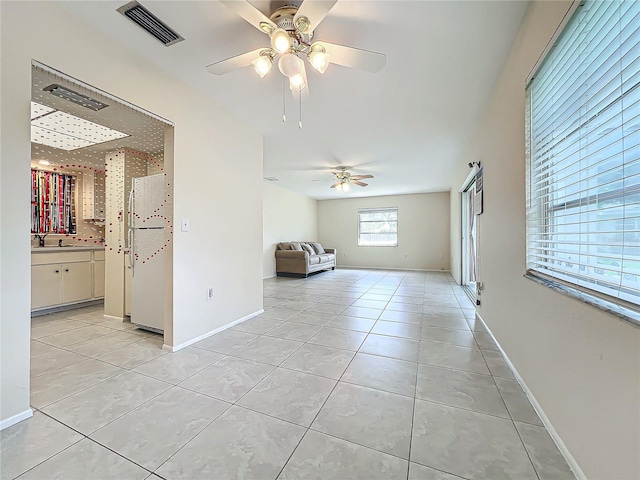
[301, 244, 315, 255]
[290, 242, 303, 251]
[310, 242, 326, 254]
[278, 242, 292, 250]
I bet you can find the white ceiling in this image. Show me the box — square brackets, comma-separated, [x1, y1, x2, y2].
[59, 0, 529, 199]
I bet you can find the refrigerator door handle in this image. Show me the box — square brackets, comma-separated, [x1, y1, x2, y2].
[128, 228, 135, 278]
[128, 186, 135, 233]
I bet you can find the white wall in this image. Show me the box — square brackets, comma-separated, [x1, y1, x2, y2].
[1, 2, 263, 426]
[449, 2, 640, 479]
[263, 182, 317, 278]
[318, 193, 450, 270]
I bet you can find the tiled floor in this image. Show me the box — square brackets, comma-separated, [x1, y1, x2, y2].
[1, 269, 576, 479]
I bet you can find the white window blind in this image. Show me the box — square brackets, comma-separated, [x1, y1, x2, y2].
[358, 208, 398, 246]
[526, 0, 640, 307]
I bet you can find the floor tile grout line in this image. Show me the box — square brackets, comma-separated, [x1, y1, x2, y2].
[490, 371, 543, 480]
[21, 410, 158, 480]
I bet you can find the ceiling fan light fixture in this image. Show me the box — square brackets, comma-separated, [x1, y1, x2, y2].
[336, 183, 343, 191]
[252, 51, 274, 78]
[289, 73, 306, 92]
[308, 45, 330, 74]
[270, 28, 291, 53]
[342, 181, 350, 192]
[278, 53, 303, 78]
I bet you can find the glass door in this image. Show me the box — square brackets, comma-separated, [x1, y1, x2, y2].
[461, 180, 477, 302]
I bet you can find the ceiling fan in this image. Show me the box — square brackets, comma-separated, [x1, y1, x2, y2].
[330, 166, 373, 191]
[206, 0, 386, 98]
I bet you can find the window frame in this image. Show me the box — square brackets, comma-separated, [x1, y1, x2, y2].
[524, 0, 640, 326]
[357, 207, 398, 247]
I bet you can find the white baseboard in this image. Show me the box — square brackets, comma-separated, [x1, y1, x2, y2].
[162, 309, 265, 353]
[263, 274, 276, 280]
[475, 312, 587, 480]
[338, 265, 450, 273]
[0, 408, 33, 431]
[103, 314, 127, 321]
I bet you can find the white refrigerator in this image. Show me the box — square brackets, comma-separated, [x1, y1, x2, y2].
[128, 174, 166, 333]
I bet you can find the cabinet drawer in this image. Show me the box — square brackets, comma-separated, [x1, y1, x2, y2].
[32, 251, 92, 265]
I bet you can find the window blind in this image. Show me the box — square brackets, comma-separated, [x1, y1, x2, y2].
[526, 0, 640, 306]
[358, 208, 398, 246]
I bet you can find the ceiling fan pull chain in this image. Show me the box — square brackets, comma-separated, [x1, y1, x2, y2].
[299, 90, 303, 129]
[282, 76, 287, 123]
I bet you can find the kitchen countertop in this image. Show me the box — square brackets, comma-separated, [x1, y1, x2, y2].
[31, 246, 105, 252]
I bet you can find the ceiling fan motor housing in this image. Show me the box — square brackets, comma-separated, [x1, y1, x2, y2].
[269, 6, 312, 52]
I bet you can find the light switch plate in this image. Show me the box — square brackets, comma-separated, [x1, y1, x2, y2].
[181, 218, 189, 232]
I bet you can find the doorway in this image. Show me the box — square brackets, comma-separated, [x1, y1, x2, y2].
[30, 61, 174, 340]
[461, 179, 477, 303]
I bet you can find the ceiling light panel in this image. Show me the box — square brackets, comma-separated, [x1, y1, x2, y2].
[31, 111, 129, 151]
[30, 101, 55, 120]
[31, 125, 94, 151]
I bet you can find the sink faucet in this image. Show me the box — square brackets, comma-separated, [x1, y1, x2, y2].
[34, 234, 47, 247]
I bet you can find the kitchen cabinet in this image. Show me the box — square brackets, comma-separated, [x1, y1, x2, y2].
[31, 264, 62, 309]
[31, 249, 105, 311]
[61, 262, 93, 303]
[82, 170, 106, 220]
[94, 260, 105, 298]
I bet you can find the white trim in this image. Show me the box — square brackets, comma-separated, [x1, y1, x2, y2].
[459, 167, 478, 192]
[162, 309, 264, 352]
[475, 312, 587, 480]
[263, 274, 277, 280]
[103, 314, 126, 321]
[337, 265, 450, 273]
[0, 409, 33, 431]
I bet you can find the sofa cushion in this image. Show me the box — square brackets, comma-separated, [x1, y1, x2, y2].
[301, 244, 315, 255]
[290, 242, 303, 251]
[310, 242, 326, 254]
[308, 255, 321, 265]
[319, 254, 334, 263]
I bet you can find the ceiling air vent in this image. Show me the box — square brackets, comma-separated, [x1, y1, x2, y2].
[117, 1, 184, 47]
[264, 177, 280, 182]
[43, 84, 109, 111]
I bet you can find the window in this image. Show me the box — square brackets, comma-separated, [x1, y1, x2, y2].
[31, 169, 76, 234]
[358, 208, 398, 246]
[526, 0, 640, 310]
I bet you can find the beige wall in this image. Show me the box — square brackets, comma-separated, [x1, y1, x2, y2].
[318, 193, 450, 270]
[1, 1, 263, 426]
[263, 182, 317, 278]
[450, 2, 640, 479]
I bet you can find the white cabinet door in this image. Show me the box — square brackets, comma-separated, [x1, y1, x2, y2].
[31, 264, 62, 309]
[62, 262, 93, 304]
[94, 260, 105, 298]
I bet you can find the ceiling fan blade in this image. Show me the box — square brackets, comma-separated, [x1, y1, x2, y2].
[351, 175, 374, 180]
[352, 180, 368, 187]
[206, 48, 265, 76]
[314, 41, 386, 73]
[330, 182, 340, 189]
[220, 0, 276, 33]
[294, 0, 338, 33]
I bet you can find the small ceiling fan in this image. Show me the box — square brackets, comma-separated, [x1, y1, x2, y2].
[207, 0, 386, 98]
[330, 166, 373, 191]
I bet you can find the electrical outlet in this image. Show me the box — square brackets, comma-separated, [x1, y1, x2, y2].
[207, 287, 214, 300]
